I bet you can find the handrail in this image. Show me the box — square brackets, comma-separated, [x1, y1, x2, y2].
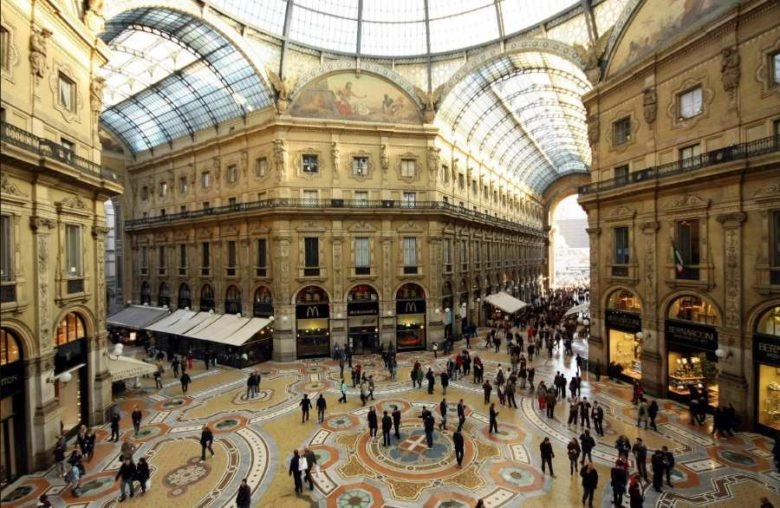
[578, 135, 779, 195]
[126, 198, 545, 236]
[1, 121, 119, 183]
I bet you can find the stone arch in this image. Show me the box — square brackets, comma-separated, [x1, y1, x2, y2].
[659, 291, 724, 327]
[293, 285, 330, 305]
[746, 299, 780, 334]
[393, 282, 428, 301]
[0, 319, 36, 360]
[345, 283, 380, 303]
[52, 305, 97, 343]
[602, 285, 644, 313]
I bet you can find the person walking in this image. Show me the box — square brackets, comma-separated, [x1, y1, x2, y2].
[580, 462, 599, 508]
[438, 398, 448, 431]
[316, 394, 327, 423]
[628, 473, 644, 508]
[423, 411, 435, 448]
[115, 457, 137, 501]
[154, 364, 163, 389]
[131, 406, 143, 436]
[200, 425, 215, 462]
[482, 380, 493, 404]
[392, 405, 402, 439]
[180, 371, 191, 393]
[120, 438, 136, 461]
[457, 399, 466, 432]
[611, 463, 628, 507]
[579, 429, 596, 465]
[367, 406, 378, 438]
[289, 449, 303, 494]
[235, 478, 252, 508]
[661, 445, 675, 487]
[567, 437, 581, 475]
[136, 457, 150, 495]
[489, 403, 499, 434]
[648, 399, 659, 431]
[632, 437, 649, 481]
[381, 410, 393, 446]
[651, 449, 665, 492]
[453, 429, 465, 467]
[54, 438, 67, 478]
[303, 448, 316, 490]
[368, 375, 375, 401]
[506, 380, 518, 409]
[426, 368, 436, 394]
[540, 437, 556, 477]
[66, 456, 83, 497]
[592, 401, 605, 436]
[172, 356, 180, 378]
[110, 411, 121, 442]
[637, 398, 649, 428]
[300, 394, 312, 423]
[440, 371, 450, 396]
[339, 378, 348, 403]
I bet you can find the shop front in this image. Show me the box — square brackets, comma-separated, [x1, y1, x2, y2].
[53, 312, 90, 435]
[442, 281, 453, 341]
[605, 289, 642, 382]
[665, 320, 719, 408]
[754, 306, 780, 434]
[395, 283, 426, 352]
[253, 286, 274, 318]
[295, 286, 330, 358]
[0, 329, 27, 487]
[347, 285, 379, 355]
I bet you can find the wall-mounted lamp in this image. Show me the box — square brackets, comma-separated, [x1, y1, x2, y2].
[715, 348, 733, 361]
[444, 308, 450, 314]
[105, 343, 124, 360]
[386, 310, 394, 316]
[336, 313, 343, 319]
[635, 331, 644, 340]
[281, 315, 289, 322]
[47, 371, 73, 384]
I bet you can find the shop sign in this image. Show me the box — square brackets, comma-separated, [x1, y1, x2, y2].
[754, 335, 780, 366]
[396, 299, 426, 315]
[347, 301, 379, 317]
[296, 303, 330, 319]
[605, 309, 641, 333]
[665, 320, 718, 351]
[0, 361, 24, 395]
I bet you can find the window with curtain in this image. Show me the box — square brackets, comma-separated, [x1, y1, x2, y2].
[403, 237, 417, 274]
[65, 224, 82, 276]
[678, 86, 703, 119]
[355, 237, 370, 275]
[675, 219, 701, 280]
[1, 215, 12, 281]
[443, 238, 452, 272]
[58, 72, 75, 112]
[401, 159, 416, 178]
[226, 240, 237, 276]
[157, 245, 166, 275]
[402, 192, 416, 208]
[179, 244, 187, 275]
[256, 239, 268, 277]
[304, 237, 319, 276]
[201, 242, 210, 275]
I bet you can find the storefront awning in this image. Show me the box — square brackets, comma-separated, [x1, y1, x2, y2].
[106, 355, 158, 381]
[146, 308, 194, 333]
[107, 305, 170, 329]
[185, 314, 273, 346]
[215, 317, 273, 347]
[564, 302, 590, 317]
[179, 312, 224, 339]
[484, 292, 527, 314]
[160, 310, 208, 336]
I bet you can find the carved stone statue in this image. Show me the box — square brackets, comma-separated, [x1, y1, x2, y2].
[380, 144, 389, 171]
[413, 84, 444, 123]
[29, 27, 52, 80]
[643, 87, 657, 125]
[330, 142, 340, 173]
[272, 139, 286, 174]
[721, 47, 740, 99]
[427, 146, 441, 174]
[573, 27, 614, 84]
[267, 68, 296, 113]
[587, 114, 600, 145]
[90, 77, 105, 113]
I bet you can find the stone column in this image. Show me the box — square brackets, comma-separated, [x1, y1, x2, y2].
[91, 225, 112, 425]
[585, 227, 604, 370]
[639, 221, 663, 394]
[272, 236, 294, 361]
[427, 236, 444, 349]
[716, 212, 749, 426]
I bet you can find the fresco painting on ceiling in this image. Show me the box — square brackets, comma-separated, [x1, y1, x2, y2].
[290, 73, 422, 124]
[607, 0, 737, 77]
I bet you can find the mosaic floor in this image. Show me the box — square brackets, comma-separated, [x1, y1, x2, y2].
[3, 334, 779, 508]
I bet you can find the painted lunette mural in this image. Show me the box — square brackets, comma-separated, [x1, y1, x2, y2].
[291, 73, 423, 124]
[607, 0, 738, 77]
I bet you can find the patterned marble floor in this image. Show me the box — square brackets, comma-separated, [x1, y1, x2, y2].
[2, 334, 779, 508]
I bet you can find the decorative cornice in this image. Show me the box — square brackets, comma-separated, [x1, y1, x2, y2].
[716, 212, 746, 228]
[1, 174, 28, 199]
[29, 216, 56, 231]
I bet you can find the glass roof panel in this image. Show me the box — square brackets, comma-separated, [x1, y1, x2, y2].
[362, 0, 426, 22]
[499, 0, 580, 36]
[210, 0, 288, 36]
[360, 21, 427, 56]
[288, 5, 358, 54]
[429, 4, 499, 53]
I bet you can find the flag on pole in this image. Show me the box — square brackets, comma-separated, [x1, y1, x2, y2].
[672, 240, 684, 274]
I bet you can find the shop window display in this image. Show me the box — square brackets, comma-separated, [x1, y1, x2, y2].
[757, 364, 780, 430]
[668, 352, 719, 407]
[608, 330, 641, 380]
[755, 306, 780, 431]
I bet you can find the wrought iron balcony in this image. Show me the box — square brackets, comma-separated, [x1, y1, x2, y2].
[0, 121, 119, 183]
[578, 135, 779, 195]
[126, 198, 545, 237]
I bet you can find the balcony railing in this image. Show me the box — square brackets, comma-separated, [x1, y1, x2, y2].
[126, 198, 545, 236]
[579, 135, 780, 195]
[0, 121, 119, 183]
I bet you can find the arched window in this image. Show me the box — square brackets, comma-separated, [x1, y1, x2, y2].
[225, 285, 242, 314]
[158, 282, 170, 307]
[0, 329, 22, 365]
[140, 281, 151, 304]
[178, 283, 191, 309]
[200, 284, 215, 311]
[606, 289, 641, 313]
[253, 286, 273, 317]
[55, 312, 86, 346]
[756, 306, 780, 336]
[668, 295, 719, 325]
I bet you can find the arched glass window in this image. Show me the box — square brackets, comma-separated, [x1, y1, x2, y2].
[55, 312, 86, 346]
[178, 283, 191, 309]
[200, 284, 215, 311]
[606, 289, 641, 313]
[253, 286, 273, 317]
[140, 281, 151, 304]
[0, 328, 22, 365]
[756, 306, 780, 336]
[668, 295, 719, 325]
[225, 285, 242, 314]
[158, 282, 170, 307]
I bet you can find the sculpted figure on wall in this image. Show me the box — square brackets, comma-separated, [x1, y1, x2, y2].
[573, 27, 613, 84]
[427, 146, 441, 174]
[273, 139, 287, 175]
[721, 47, 740, 99]
[267, 69, 296, 113]
[29, 27, 52, 80]
[643, 87, 657, 124]
[414, 84, 444, 123]
[380, 144, 389, 171]
[587, 114, 600, 145]
[90, 77, 105, 113]
[331, 142, 340, 174]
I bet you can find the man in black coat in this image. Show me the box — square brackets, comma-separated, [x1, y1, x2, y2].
[426, 368, 436, 394]
[611, 465, 628, 507]
[110, 411, 121, 442]
[580, 462, 598, 508]
[392, 406, 402, 439]
[651, 449, 665, 492]
[489, 403, 499, 434]
[300, 394, 312, 423]
[235, 478, 251, 508]
[540, 437, 556, 477]
[367, 406, 378, 438]
[423, 413, 435, 448]
[381, 410, 393, 446]
[200, 425, 215, 461]
[288, 449, 302, 494]
[457, 399, 466, 432]
[316, 394, 327, 423]
[579, 429, 596, 465]
[453, 429, 465, 467]
[114, 457, 137, 501]
[180, 371, 191, 393]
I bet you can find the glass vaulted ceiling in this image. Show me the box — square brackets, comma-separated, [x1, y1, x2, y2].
[208, 0, 579, 56]
[99, 9, 272, 154]
[438, 52, 592, 194]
